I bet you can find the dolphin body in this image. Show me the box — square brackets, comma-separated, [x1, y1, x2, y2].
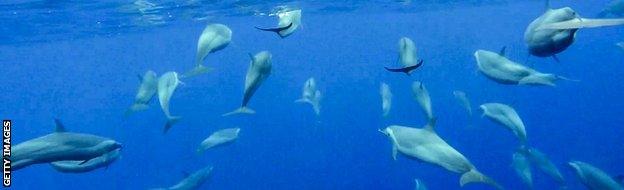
[380, 82, 392, 117]
[50, 148, 121, 173]
[295, 77, 321, 115]
[569, 161, 623, 190]
[153, 166, 213, 190]
[412, 81, 433, 120]
[158, 71, 182, 133]
[197, 128, 240, 153]
[379, 119, 502, 189]
[512, 150, 533, 189]
[525, 1, 624, 59]
[183, 23, 232, 78]
[474, 49, 572, 86]
[223, 51, 272, 116]
[480, 103, 527, 144]
[385, 37, 423, 75]
[453, 90, 472, 116]
[256, 9, 301, 38]
[126, 70, 158, 116]
[522, 147, 565, 185]
[10, 119, 122, 171]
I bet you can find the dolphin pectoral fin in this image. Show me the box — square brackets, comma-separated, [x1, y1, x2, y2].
[499, 46, 507, 56]
[255, 23, 293, 37]
[222, 107, 256, 117]
[552, 54, 560, 63]
[181, 64, 213, 79]
[54, 119, 67, 133]
[460, 169, 503, 190]
[163, 116, 182, 134]
[79, 158, 93, 165]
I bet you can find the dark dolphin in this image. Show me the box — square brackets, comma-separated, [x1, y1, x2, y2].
[384, 60, 423, 75]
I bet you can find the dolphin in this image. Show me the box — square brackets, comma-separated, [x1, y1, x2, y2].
[50, 148, 121, 173]
[414, 178, 428, 190]
[453, 90, 472, 116]
[480, 103, 527, 144]
[126, 70, 158, 116]
[11, 119, 122, 171]
[525, 1, 624, 59]
[182, 23, 232, 78]
[379, 119, 502, 189]
[255, 9, 301, 38]
[523, 147, 565, 185]
[153, 166, 213, 190]
[223, 51, 272, 116]
[158, 71, 182, 133]
[197, 128, 240, 153]
[412, 81, 433, 120]
[380, 82, 392, 117]
[474, 49, 573, 86]
[569, 161, 623, 190]
[384, 37, 423, 75]
[295, 77, 321, 115]
[512, 150, 533, 189]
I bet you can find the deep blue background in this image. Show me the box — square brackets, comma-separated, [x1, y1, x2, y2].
[1, 1, 623, 189]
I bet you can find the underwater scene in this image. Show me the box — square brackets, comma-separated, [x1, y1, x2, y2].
[1, 0, 624, 189]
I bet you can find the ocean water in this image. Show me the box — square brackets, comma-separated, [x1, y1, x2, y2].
[1, 0, 623, 189]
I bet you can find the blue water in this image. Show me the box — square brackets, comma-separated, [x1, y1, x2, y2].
[1, 0, 623, 189]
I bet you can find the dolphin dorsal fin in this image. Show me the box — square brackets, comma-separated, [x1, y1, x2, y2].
[54, 119, 67, 132]
[424, 117, 437, 131]
[499, 46, 507, 57]
[248, 53, 256, 63]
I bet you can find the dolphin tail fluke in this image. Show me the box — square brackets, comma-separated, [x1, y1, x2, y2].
[460, 169, 503, 190]
[222, 107, 255, 116]
[255, 23, 293, 38]
[181, 64, 213, 79]
[163, 116, 182, 134]
[125, 103, 149, 116]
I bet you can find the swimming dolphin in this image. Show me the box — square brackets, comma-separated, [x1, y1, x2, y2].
[223, 51, 272, 116]
[379, 119, 502, 189]
[197, 128, 240, 153]
[182, 23, 232, 78]
[453, 91, 472, 116]
[522, 147, 565, 185]
[380, 82, 392, 117]
[474, 49, 573, 86]
[158, 71, 182, 133]
[255, 9, 301, 38]
[412, 81, 433, 120]
[525, 1, 624, 59]
[569, 161, 623, 190]
[11, 119, 122, 171]
[384, 37, 423, 75]
[512, 150, 533, 189]
[414, 179, 428, 190]
[295, 77, 321, 115]
[126, 70, 158, 116]
[153, 166, 213, 190]
[480, 103, 527, 144]
[50, 148, 121, 173]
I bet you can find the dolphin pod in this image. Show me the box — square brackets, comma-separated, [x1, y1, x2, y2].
[569, 161, 624, 190]
[126, 70, 158, 116]
[480, 103, 527, 143]
[384, 37, 423, 75]
[256, 9, 302, 38]
[474, 49, 573, 86]
[197, 128, 240, 153]
[295, 77, 321, 115]
[223, 51, 273, 116]
[11, 119, 122, 171]
[183, 23, 232, 78]
[525, 1, 624, 59]
[50, 148, 121, 173]
[380, 82, 392, 117]
[153, 166, 213, 190]
[412, 81, 433, 120]
[158, 71, 183, 133]
[379, 119, 502, 189]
